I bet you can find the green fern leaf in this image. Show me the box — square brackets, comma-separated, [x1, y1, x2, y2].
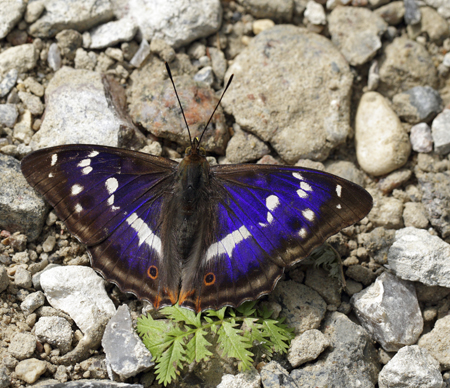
[186, 327, 213, 363]
[261, 319, 294, 354]
[155, 328, 187, 386]
[218, 320, 253, 370]
[161, 305, 201, 327]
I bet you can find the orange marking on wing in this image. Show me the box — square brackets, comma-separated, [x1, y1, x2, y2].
[204, 272, 215, 286]
[195, 296, 201, 313]
[178, 289, 195, 305]
[153, 295, 161, 309]
[147, 265, 158, 280]
[163, 288, 178, 305]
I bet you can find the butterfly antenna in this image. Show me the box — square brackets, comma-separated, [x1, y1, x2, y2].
[198, 74, 234, 146]
[165, 62, 193, 146]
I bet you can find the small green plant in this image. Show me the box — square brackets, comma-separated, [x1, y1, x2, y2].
[136, 301, 294, 386]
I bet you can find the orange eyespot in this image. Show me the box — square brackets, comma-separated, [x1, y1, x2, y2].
[147, 265, 158, 279]
[204, 272, 215, 286]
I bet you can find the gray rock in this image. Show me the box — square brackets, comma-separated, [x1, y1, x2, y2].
[0, 103, 18, 127]
[208, 47, 227, 81]
[418, 315, 450, 369]
[128, 0, 221, 49]
[324, 160, 365, 187]
[290, 312, 380, 388]
[0, 0, 26, 39]
[28, 0, 113, 38]
[407, 6, 449, 44]
[40, 266, 116, 334]
[29, 66, 144, 150]
[418, 170, 450, 238]
[218, 368, 261, 388]
[8, 332, 36, 360]
[0, 154, 48, 241]
[37, 381, 144, 387]
[102, 305, 153, 379]
[393, 86, 443, 124]
[0, 68, 18, 98]
[328, 6, 387, 66]
[193, 66, 214, 86]
[0, 265, 9, 293]
[378, 169, 412, 195]
[0, 366, 10, 388]
[351, 272, 423, 352]
[35, 316, 73, 354]
[345, 265, 377, 286]
[15, 358, 46, 384]
[403, 202, 429, 228]
[222, 25, 353, 164]
[367, 189, 404, 229]
[129, 39, 150, 68]
[47, 43, 61, 72]
[431, 109, 450, 155]
[374, 1, 405, 25]
[55, 29, 83, 60]
[404, 0, 421, 25]
[20, 291, 45, 315]
[355, 92, 410, 176]
[410, 122, 433, 153]
[269, 281, 326, 335]
[304, 266, 341, 306]
[18, 91, 44, 116]
[224, 126, 269, 163]
[378, 37, 438, 97]
[288, 329, 330, 368]
[89, 17, 137, 49]
[388, 227, 450, 287]
[260, 361, 297, 388]
[0, 44, 38, 76]
[238, 0, 293, 22]
[14, 266, 32, 289]
[378, 345, 443, 388]
[128, 74, 228, 154]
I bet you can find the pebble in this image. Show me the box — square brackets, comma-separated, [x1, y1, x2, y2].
[239, 0, 293, 22]
[407, 6, 450, 43]
[431, 109, 450, 155]
[403, 202, 429, 228]
[378, 346, 443, 388]
[388, 227, 450, 287]
[35, 316, 73, 354]
[0, 44, 37, 76]
[14, 266, 32, 288]
[89, 17, 138, 49]
[24, 77, 45, 97]
[0, 0, 26, 39]
[252, 19, 275, 35]
[40, 265, 116, 333]
[224, 125, 269, 163]
[55, 29, 83, 60]
[410, 123, 433, 153]
[129, 39, 150, 68]
[25, 1, 45, 24]
[288, 329, 330, 367]
[18, 91, 44, 116]
[374, 1, 405, 25]
[324, 160, 365, 186]
[418, 315, 450, 369]
[218, 369, 261, 388]
[15, 358, 47, 384]
[328, 6, 387, 66]
[355, 92, 411, 176]
[404, 0, 421, 25]
[351, 272, 423, 352]
[193, 66, 214, 86]
[0, 68, 18, 98]
[0, 103, 18, 128]
[0, 265, 9, 293]
[20, 290, 45, 315]
[208, 47, 227, 81]
[42, 235, 56, 253]
[47, 43, 61, 72]
[304, 1, 326, 26]
[8, 332, 37, 360]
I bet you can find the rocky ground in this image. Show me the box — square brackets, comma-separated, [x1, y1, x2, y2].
[1, 0, 450, 387]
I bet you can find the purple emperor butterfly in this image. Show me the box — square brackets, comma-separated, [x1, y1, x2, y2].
[21, 65, 372, 312]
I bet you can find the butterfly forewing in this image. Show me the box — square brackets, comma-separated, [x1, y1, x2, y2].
[179, 164, 372, 311]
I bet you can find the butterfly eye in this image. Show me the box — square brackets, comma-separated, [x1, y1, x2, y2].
[147, 265, 158, 280]
[185, 146, 192, 156]
[204, 272, 215, 286]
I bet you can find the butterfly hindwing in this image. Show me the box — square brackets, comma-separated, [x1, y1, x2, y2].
[179, 164, 372, 311]
[21, 145, 180, 308]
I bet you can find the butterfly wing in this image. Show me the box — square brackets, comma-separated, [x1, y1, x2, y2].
[179, 164, 372, 312]
[21, 145, 180, 308]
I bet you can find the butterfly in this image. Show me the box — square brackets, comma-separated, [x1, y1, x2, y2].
[21, 65, 373, 312]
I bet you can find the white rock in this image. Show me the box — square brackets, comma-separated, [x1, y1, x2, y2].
[304, 0, 326, 25]
[355, 91, 411, 176]
[129, 39, 150, 68]
[431, 109, 450, 155]
[0, 0, 26, 39]
[218, 368, 261, 388]
[89, 17, 138, 49]
[40, 266, 116, 333]
[0, 44, 38, 76]
[35, 316, 73, 354]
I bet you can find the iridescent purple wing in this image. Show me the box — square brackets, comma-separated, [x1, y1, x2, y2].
[21, 145, 179, 308]
[179, 164, 372, 311]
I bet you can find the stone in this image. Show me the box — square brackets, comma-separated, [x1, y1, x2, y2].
[252, 19, 275, 35]
[0, 44, 37, 76]
[208, 47, 227, 81]
[269, 281, 326, 335]
[55, 29, 83, 60]
[18, 91, 44, 116]
[40, 266, 116, 333]
[24, 77, 45, 97]
[102, 305, 153, 379]
[345, 265, 377, 286]
[20, 290, 45, 315]
[0, 265, 9, 293]
[0, 68, 18, 97]
[238, 0, 293, 22]
[14, 266, 32, 288]
[378, 346, 443, 388]
[378, 169, 412, 195]
[328, 6, 387, 66]
[261, 361, 297, 388]
[28, 0, 113, 38]
[423, 0, 450, 18]
[129, 39, 150, 68]
[74, 48, 96, 70]
[47, 43, 61, 71]
[193, 66, 214, 86]
[25, 1, 45, 24]
[0, 0, 26, 39]
[35, 316, 73, 354]
[418, 315, 450, 369]
[404, 0, 421, 24]
[0, 103, 18, 127]
[288, 329, 330, 368]
[431, 109, 450, 155]
[8, 332, 36, 360]
[290, 312, 380, 387]
[218, 368, 261, 388]
[224, 126, 269, 163]
[304, 1, 326, 25]
[324, 160, 365, 187]
[351, 272, 423, 352]
[407, 6, 449, 44]
[15, 359, 46, 384]
[367, 190, 404, 228]
[388, 227, 450, 288]
[410, 123, 433, 153]
[374, 1, 405, 25]
[222, 25, 353, 164]
[304, 266, 341, 306]
[29, 67, 144, 150]
[355, 92, 411, 176]
[403, 202, 429, 228]
[89, 17, 138, 49]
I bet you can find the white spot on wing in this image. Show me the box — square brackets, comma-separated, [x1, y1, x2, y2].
[205, 225, 251, 261]
[71, 184, 84, 195]
[77, 159, 91, 168]
[74, 203, 83, 213]
[82, 166, 93, 175]
[302, 209, 315, 221]
[336, 185, 342, 198]
[300, 181, 312, 192]
[296, 189, 308, 199]
[259, 195, 280, 227]
[298, 228, 307, 238]
[105, 177, 119, 195]
[48, 173, 53, 178]
[293, 172, 304, 180]
[126, 212, 162, 255]
[88, 151, 99, 158]
[51, 154, 58, 166]
[107, 194, 120, 211]
[336, 204, 342, 209]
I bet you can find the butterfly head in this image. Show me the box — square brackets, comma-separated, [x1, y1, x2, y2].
[185, 137, 206, 158]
